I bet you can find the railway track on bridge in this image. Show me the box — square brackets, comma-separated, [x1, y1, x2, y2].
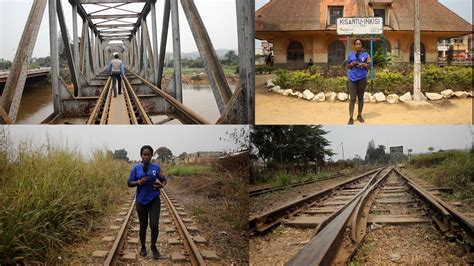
[252, 166, 474, 265]
[92, 189, 219, 265]
[86, 75, 152, 125]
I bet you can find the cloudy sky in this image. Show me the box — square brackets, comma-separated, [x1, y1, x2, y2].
[0, 0, 238, 60]
[1, 125, 248, 160]
[2, 125, 472, 161]
[324, 125, 473, 160]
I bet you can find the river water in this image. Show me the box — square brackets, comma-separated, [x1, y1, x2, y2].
[15, 81, 231, 124]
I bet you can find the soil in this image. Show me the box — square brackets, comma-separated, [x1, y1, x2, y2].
[249, 226, 314, 265]
[352, 224, 473, 264]
[255, 75, 473, 125]
[166, 171, 248, 265]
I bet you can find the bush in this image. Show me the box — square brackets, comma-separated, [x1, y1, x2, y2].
[407, 150, 474, 202]
[274, 65, 472, 95]
[255, 65, 274, 74]
[167, 165, 212, 176]
[0, 143, 129, 263]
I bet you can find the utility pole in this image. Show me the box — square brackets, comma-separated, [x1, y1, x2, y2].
[341, 142, 345, 161]
[413, 0, 423, 101]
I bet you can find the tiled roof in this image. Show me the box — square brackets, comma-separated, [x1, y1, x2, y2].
[256, 0, 472, 33]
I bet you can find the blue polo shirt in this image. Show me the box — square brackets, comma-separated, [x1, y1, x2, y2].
[128, 163, 167, 205]
[347, 51, 371, 82]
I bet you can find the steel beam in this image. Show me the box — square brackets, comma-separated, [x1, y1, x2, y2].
[151, 1, 159, 84]
[157, 0, 170, 87]
[236, 0, 254, 124]
[89, 13, 140, 19]
[142, 19, 154, 78]
[57, 0, 80, 97]
[72, 3, 81, 93]
[79, 19, 87, 73]
[180, 0, 232, 113]
[49, 0, 62, 114]
[96, 23, 135, 28]
[0, 0, 47, 123]
[141, 17, 147, 78]
[170, 0, 182, 102]
[74, 0, 146, 3]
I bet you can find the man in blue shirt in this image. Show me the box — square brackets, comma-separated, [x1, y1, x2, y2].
[128, 145, 168, 259]
[107, 54, 125, 97]
[346, 39, 371, 125]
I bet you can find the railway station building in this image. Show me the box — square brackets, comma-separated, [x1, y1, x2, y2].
[255, 0, 473, 69]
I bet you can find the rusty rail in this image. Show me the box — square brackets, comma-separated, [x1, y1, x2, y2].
[122, 75, 153, 124]
[86, 77, 111, 124]
[287, 167, 392, 266]
[289, 166, 474, 265]
[249, 172, 346, 198]
[104, 197, 136, 266]
[162, 189, 206, 266]
[249, 167, 383, 234]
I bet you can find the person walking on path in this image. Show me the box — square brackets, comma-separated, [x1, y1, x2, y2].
[107, 54, 125, 97]
[346, 39, 371, 125]
[127, 145, 168, 259]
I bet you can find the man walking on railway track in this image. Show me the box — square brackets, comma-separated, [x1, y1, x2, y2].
[128, 145, 168, 259]
[107, 53, 125, 97]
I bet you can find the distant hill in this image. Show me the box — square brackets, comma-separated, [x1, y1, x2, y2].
[180, 49, 238, 59]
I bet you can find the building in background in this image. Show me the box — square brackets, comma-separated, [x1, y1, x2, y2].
[255, 0, 472, 69]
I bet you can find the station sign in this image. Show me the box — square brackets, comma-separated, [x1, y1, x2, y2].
[337, 17, 384, 35]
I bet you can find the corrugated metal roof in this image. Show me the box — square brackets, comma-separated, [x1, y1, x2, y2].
[256, 0, 472, 33]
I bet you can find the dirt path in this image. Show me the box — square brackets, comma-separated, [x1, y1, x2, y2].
[256, 75, 473, 125]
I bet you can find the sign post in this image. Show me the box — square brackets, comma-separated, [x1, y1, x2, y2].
[337, 17, 383, 91]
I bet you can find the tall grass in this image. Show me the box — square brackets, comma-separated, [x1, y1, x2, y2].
[407, 150, 474, 201]
[167, 164, 212, 176]
[0, 137, 130, 263]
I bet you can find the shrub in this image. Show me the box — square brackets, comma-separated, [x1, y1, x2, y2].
[274, 65, 472, 95]
[0, 143, 129, 263]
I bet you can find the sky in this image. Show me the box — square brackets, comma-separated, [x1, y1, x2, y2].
[2, 125, 472, 162]
[1, 125, 248, 161]
[0, 0, 238, 60]
[324, 125, 473, 160]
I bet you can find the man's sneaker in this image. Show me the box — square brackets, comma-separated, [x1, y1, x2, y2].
[348, 117, 354, 125]
[139, 247, 147, 257]
[357, 115, 365, 123]
[151, 245, 160, 259]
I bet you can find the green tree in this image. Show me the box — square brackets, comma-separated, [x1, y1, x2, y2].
[365, 140, 389, 164]
[0, 59, 12, 70]
[250, 125, 333, 171]
[155, 147, 173, 163]
[112, 149, 129, 162]
[222, 50, 239, 65]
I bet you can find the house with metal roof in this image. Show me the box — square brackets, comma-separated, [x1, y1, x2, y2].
[255, 0, 473, 69]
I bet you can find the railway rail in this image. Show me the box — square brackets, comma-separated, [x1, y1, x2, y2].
[248, 172, 345, 198]
[86, 74, 152, 125]
[92, 189, 219, 265]
[286, 167, 474, 265]
[249, 167, 384, 234]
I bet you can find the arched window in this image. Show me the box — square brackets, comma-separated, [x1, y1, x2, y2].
[286, 41, 305, 69]
[410, 42, 426, 63]
[328, 40, 345, 65]
[287, 41, 304, 61]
